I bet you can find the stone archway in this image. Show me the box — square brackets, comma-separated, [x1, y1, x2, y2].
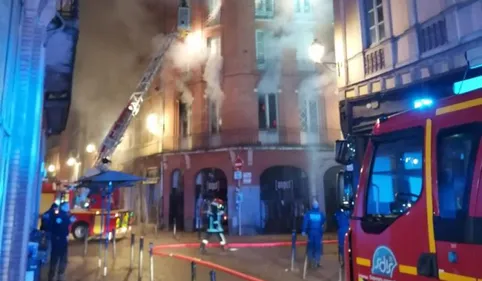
[169, 169, 184, 230]
[193, 168, 228, 232]
[259, 166, 310, 234]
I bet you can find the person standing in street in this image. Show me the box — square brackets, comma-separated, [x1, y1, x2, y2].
[48, 202, 75, 281]
[200, 198, 227, 254]
[302, 200, 326, 268]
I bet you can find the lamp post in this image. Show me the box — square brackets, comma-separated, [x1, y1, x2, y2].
[308, 39, 336, 70]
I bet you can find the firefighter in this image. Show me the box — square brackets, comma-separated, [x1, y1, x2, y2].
[302, 200, 326, 268]
[200, 198, 227, 254]
[48, 202, 75, 281]
[335, 206, 351, 266]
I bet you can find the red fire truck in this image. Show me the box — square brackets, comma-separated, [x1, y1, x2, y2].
[335, 89, 482, 281]
[40, 180, 134, 240]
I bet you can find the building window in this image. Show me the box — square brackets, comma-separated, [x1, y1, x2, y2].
[255, 30, 266, 68]
[366, 131, 423, 217]
[206, 0, 221, 25]
[419, 18, 447, 53]
[178, 102, 190, 137]
[209, 100, 221, 134]
[258, 93, 277, 130]
[299, 98, 319, 133]
[294, 0, 311, 14]
[255, 0, 274, 19]
[207, 36, 221, 56]
[366, 0, 385, 46]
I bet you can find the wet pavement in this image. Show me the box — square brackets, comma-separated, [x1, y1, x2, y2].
[43, 231, 343, 281]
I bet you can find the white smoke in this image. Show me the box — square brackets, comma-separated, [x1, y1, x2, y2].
[203, 52, 224, 115]
[256, 0, 335, 95]
[152, 31, 209, 107]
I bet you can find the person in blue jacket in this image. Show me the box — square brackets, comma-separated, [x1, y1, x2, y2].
[302, 200, 326, 268]
[200, 198, 227, 254]
[335, 207, 351, 265]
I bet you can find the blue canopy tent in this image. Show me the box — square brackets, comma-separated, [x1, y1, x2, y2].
[75, 167, 144, 276]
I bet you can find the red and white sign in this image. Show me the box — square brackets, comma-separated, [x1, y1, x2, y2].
[234, 155, 244, 171]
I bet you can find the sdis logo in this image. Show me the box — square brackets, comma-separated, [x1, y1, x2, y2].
[371, 246, 398, 278]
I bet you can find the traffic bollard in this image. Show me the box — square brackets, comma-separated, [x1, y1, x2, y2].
[83, 231, 88, 257]
[130, 233, 135, 270]
[209, 270, 216, 281]
[138, 236, 144, 280]
[112, 228, 117, 257]
[290, 229, 296, 272]
[149, 242, 154, 281]
[173, 218, 177, 238]
[302, 242, 309, 280]
[191, 261, 197, 281]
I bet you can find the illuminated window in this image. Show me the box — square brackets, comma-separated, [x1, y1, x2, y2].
[365, 0, 385, 46]
[258, 93, 278, 130]
[255, 0, 274, 19]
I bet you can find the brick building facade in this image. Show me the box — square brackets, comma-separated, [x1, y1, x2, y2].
[49, 0, 342, 235]
[111, 0, 342, 234]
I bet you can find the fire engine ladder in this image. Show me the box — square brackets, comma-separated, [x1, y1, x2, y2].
[94, 31, 184, 167]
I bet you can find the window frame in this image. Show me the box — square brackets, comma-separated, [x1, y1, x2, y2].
[294, 0, 312, 15]
[209, 99, 221, 134]
[365, 0, 385, 46]
[361, 127, 424, 234]
[206, 0, 221, 26]
[207, 36, 221, 56]
[433, 123, 482, 244]
[255, 29, 266, 69]
[258, 93, 278, 131]
[299, 97, 319, 133]
[255, 0, 274, 19]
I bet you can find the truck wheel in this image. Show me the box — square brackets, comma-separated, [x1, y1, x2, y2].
[72, 222, 89, 240]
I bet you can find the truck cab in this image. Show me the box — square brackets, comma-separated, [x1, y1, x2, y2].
[336, 89, 482, 281]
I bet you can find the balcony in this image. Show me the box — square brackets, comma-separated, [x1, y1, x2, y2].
[43, 0, 79, 135]
[157, 127, 334, 153]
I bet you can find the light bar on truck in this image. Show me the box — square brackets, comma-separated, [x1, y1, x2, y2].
[413, 98, 433, 109]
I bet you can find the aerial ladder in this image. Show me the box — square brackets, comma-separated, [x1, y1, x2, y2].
[93, 2, 191, 167]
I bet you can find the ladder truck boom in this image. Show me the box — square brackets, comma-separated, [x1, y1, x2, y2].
[94, 3, 191, 167]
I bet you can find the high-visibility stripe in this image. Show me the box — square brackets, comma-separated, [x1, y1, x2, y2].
[356, 257, 371, 267]
[436, 98, 482, 115]
[439, 270, 477, 281]
[399, 265, 417, 275]
[425, 119, 436, 253]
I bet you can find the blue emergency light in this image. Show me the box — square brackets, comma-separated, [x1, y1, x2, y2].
[413, 98, 433, 109]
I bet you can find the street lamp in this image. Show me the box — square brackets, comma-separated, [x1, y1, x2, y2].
[146, 113, 163, 136]
[86, 143, 96, 154]
[308, 40, 326, 64]
[47, 164, 56, 173]
[66, 157, 77, 167]
[185, 30, 205, 54]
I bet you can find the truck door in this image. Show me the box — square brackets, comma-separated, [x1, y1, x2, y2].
[431, 115, 482, 279]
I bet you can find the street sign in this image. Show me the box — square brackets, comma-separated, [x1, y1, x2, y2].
[242, 172, 252, 184]
[234, 171, 242, 180]
[234, 155, 244, 171]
